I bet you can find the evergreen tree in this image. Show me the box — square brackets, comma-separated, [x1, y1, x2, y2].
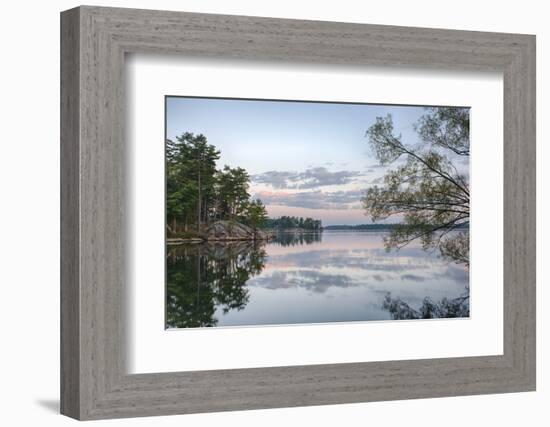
[216, 166, 251, 221]
[244, 199, 268, 231]
[166, 133, 220, 231]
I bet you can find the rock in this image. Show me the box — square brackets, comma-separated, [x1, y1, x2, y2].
[166, 237, 203, 245]
[254, 229, 272, 240]
[202, 240, 260, 259]
[204, 220, 274, 241]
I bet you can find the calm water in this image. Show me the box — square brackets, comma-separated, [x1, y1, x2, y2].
[166, 231, 469, 328]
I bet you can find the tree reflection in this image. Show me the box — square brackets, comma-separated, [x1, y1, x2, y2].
[382, 287, 469, 319]
[166, 241, 267, 328]
[273, 231, 322, 247]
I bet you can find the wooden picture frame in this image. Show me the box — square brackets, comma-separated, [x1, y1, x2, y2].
[60, 5, 536, 420]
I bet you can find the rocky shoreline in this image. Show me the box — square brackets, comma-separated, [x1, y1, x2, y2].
[167, 220, 275, 245]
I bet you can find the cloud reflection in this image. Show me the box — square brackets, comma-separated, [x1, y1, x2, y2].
[249, 270, 353, 293]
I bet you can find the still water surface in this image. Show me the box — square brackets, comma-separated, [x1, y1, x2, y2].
[166, 231, 469, 328]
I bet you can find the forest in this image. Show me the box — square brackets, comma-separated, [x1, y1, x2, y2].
[166, 132, 322, 237]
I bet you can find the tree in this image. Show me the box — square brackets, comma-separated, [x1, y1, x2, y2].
[216, 166, 251, 221]
[166, 133, 220, 231]
[244, 199, 268, 232]
[265, 215, 323, 232]
[182, 133, 220, 228]
[264, 216, 323, 231]
[363, 107, 470, 265]
[166, 137, 198, 232]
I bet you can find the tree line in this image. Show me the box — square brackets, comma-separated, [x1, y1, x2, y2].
[166, 132, 268, 234]
[264, 216, 322, 231]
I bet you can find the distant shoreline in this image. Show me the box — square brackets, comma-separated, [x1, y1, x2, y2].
[323, 223, 469, 231]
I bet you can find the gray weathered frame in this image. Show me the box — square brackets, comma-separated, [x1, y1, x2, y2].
[60, 5, 536, 420]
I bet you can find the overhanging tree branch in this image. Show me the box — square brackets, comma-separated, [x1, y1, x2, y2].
[363, 107, 470, 266]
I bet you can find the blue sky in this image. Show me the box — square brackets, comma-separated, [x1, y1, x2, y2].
[166, 97, 466, 225]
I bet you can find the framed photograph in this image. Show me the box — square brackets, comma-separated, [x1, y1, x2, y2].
[163, 97, 472, 329]
[61, 6, 536, 420]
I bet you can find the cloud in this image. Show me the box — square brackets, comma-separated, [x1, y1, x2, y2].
[253, 189, 364, 210]
[252, 167, 362, 189]
[250, 171, 300, 189]
[299, 167, 362, 189]
[400, 274, 426, 282]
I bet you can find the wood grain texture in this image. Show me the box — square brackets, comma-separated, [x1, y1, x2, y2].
[60, 5, 536, 420]
[60, 7, 80, 419]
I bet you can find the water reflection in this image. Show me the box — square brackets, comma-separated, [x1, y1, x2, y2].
[166, 231, 469, 328]
[382, 289, 469, 320]
[166, 241, 266, 328]
[272, 231, 323, 247]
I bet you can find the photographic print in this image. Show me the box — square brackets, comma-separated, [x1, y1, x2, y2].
[165, 97, 470, 329]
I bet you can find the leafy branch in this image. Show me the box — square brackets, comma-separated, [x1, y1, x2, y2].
[363, 107, 470, 265]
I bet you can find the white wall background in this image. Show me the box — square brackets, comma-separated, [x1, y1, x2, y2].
[0, 0, 546, 425]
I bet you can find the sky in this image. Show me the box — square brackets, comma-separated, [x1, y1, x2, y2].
[166, 97, 468, 226]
